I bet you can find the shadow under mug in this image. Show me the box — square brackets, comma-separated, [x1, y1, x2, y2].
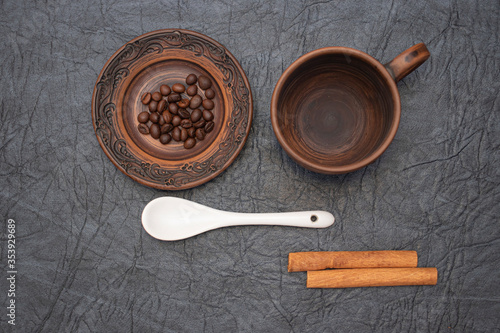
[271, 43, 430, 174]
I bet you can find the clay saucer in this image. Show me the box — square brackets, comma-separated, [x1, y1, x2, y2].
[92, 29, 253, 190]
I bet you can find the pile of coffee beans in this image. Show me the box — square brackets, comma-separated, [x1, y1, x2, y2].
[137, 74, 216, 149]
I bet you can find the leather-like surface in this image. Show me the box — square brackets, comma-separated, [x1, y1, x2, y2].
[1, 0, 499, 331]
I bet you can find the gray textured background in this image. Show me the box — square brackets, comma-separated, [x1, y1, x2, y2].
[1, 0, 499, 332]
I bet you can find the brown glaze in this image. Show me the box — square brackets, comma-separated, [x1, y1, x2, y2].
[271, 43, 429, 174]
[92, 29, 253, 190]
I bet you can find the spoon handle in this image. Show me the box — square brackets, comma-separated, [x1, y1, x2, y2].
[212, 210, 334, 229]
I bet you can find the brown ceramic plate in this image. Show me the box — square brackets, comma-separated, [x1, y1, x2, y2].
[92, 29, 253, 190]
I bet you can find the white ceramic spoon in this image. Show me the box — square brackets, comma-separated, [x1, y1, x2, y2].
[142, 197, 335, 241]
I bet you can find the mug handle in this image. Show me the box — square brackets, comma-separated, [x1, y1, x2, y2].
[385, 43, 430, 82]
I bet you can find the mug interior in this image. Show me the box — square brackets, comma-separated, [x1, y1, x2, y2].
[274, 50, 399, 173]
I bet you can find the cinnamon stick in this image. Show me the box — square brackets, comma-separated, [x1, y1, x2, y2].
[288, 251, 418, 272]
[307, 267, 438, 288]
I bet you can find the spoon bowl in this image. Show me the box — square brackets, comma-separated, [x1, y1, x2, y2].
[142, 197, 335, 241]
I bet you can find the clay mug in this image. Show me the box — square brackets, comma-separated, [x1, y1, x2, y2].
[271, 43, 430, 174]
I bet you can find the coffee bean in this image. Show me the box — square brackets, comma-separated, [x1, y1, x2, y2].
[190, 109, 202, 122]
[150, 123, 161, 139]
[167, 93, 181, 102]
[141, 92, 152, 105]
[139, 80, 217, 148]
[205, 88, 215, 99]
[152, 92, 162, 102]
[202, 109, 214, 121]
[172, 83, 185, 93]
[137, 111, 150, 123]
[138, 123, 149, 134]
[186, 74, 197, 85]
[161, 123, 173, 134]
[178, 108, 190, 119]
[157, 99, 167, 112]
[180, 127, 188, 141]
[148, 100, 158, 112]
[172, 115, 182, 127]
[171, 127, 181, 141]
[184, 138, 196, 149]
[195, 128, 206, 140]
[202, 99, 214, 110]
[160, 84, 171, 96]
[168, 103, 179, 114]
[186, 85, 198, 96]
[149, 112, 160, 123]
[205, 121, 214, 133]
[189, 95, 202, 109]
[162, 111, 173, 124]
[198, 75, 212, 90]
[178, 98, 190, 108]
[194, 119, 206, 128]
[160, 133, 172, 144]
[181, 119, 192, 128]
